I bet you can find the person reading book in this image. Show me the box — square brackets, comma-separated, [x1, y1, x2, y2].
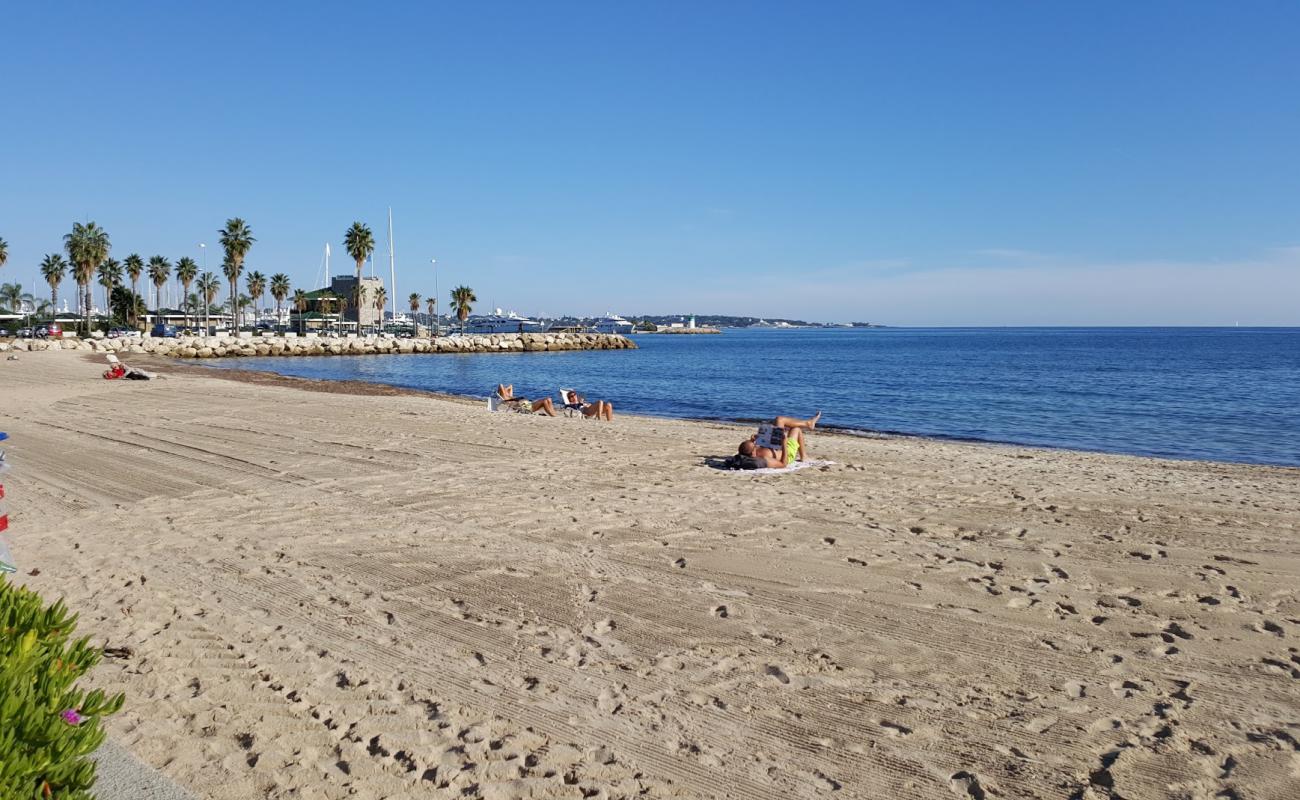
[737, 412, 821, 468]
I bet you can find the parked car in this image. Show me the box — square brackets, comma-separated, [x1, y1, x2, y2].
[36, 323, 62, 339]
[0, 328, 9, 338]
[150, 324, 179, 338]
[106, 327, 132, 339]
[17, 327, 34, 338]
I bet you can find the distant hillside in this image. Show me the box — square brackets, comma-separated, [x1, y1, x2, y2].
[616, 315, 882, 329]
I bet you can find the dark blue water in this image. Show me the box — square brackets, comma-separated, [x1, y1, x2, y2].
[206, 328, 1300, 467]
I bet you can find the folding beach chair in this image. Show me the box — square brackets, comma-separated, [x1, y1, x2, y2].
[559, 388, 592, 418]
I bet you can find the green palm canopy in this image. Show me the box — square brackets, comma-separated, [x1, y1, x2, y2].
[450, 285, 476, 327]
[63, 222, 111, 333]
[148, 255, 172, 315]
[219, 218, 255, 328]
[175, 257, 198, 328]
[40, 254, 67, 313]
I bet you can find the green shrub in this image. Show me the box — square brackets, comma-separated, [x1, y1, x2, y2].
[0, 576, 124, 799]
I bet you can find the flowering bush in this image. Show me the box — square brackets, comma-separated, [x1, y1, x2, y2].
[0, 575, 124, 798]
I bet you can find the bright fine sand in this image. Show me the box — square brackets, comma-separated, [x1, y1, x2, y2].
[3, 350, 1298, 800]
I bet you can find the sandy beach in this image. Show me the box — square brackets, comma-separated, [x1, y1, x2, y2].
[2, 350, 1298, 799]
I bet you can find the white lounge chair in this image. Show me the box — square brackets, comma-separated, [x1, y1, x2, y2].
[559, 388, 593, 418]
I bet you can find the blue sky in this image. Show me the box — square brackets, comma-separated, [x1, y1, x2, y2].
[2, 1, 1297, 324]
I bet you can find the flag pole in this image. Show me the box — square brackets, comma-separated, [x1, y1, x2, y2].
[388, 207, 397, 323]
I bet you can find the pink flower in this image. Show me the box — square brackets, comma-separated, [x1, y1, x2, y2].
[60, 709, 84, 726]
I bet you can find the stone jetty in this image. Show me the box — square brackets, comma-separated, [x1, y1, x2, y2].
[0, 332, 636, 359]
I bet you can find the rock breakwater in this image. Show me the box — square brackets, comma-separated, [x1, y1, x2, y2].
[0, 332, 636, 359]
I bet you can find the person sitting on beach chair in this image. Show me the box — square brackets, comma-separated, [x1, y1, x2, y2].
[560, 389, 614, 421]
[494, 384, 557, 416]
[736, 412, 821, 468]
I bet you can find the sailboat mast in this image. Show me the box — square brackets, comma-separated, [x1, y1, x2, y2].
[388, 207, 397, 321]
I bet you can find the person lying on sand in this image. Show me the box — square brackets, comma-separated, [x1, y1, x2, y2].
[737, 412, 821, 467]
[495, 384, 557, 416]
[736, 438, 791, 469]
[561, 389, 614, 421]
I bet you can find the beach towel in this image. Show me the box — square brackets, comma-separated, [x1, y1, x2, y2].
[707, 457, 834, 474]
[744, 459, 834, 475]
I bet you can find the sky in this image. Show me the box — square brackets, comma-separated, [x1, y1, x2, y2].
[2, 1, 1298, 325]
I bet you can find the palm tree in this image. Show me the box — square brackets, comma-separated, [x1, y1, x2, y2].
[373, 286, 387, 332]
[408, 292, 421, 335]
[318, 295, 336, 334]
[175, 257, 198, 330]
[270, 273, 290, 332]
[0, 283, 23, 313]
[0, 237, 7, 272]
[292, 288, 308, 335]
[426, 297, 436, 336]
[221, 259, 240, 328]
[343, 222, 375, 329]
[219, 218, 255, 330]
[196, 271, 221, 336]
[123, 254, 144, 328]
[147, 256, 171, 326]
[336, 295, 351, 336]
[450, 285, 476, 333]
[97, 259, 123, 324]
[63, 222, 111, 334]
[246, 271, 267, 329]
[40, 254, 67, 316]
[0, 283, 35, 328]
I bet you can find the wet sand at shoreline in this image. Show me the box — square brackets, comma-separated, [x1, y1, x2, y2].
[3, 350, 1298, 799]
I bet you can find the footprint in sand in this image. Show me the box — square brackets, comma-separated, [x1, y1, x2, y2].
[764, 665, 791, 685]
[1252, 619, 1285, 637]
[948, 770, 986, 799]
[879, 720, 912, 737]
[711, 605, 729, 619]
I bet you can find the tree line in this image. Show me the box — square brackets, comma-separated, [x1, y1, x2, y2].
[1, 224, 481, 335]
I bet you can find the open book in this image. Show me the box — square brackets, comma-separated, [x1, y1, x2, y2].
[756, 424, 786, 450]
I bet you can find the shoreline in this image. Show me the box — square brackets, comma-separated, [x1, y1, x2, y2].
[152, 354, 1300, 471]
[5, 349, 1298, 799]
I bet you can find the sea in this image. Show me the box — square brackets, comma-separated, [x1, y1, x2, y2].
[205, 327, 1300, 468]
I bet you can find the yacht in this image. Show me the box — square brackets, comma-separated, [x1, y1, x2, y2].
[593, 313, 634, 334]
[465, 309, 548, 334]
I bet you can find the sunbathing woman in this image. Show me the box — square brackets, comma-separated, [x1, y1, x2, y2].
[496, 384, 558, 416]
[561, 390, 614, 421]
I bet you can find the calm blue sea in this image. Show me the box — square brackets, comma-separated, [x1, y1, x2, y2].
[206, 328, 1300, 467]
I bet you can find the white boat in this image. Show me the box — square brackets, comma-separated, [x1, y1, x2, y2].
[593, 313, 634, 334]
[466, 309, 547, 334]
